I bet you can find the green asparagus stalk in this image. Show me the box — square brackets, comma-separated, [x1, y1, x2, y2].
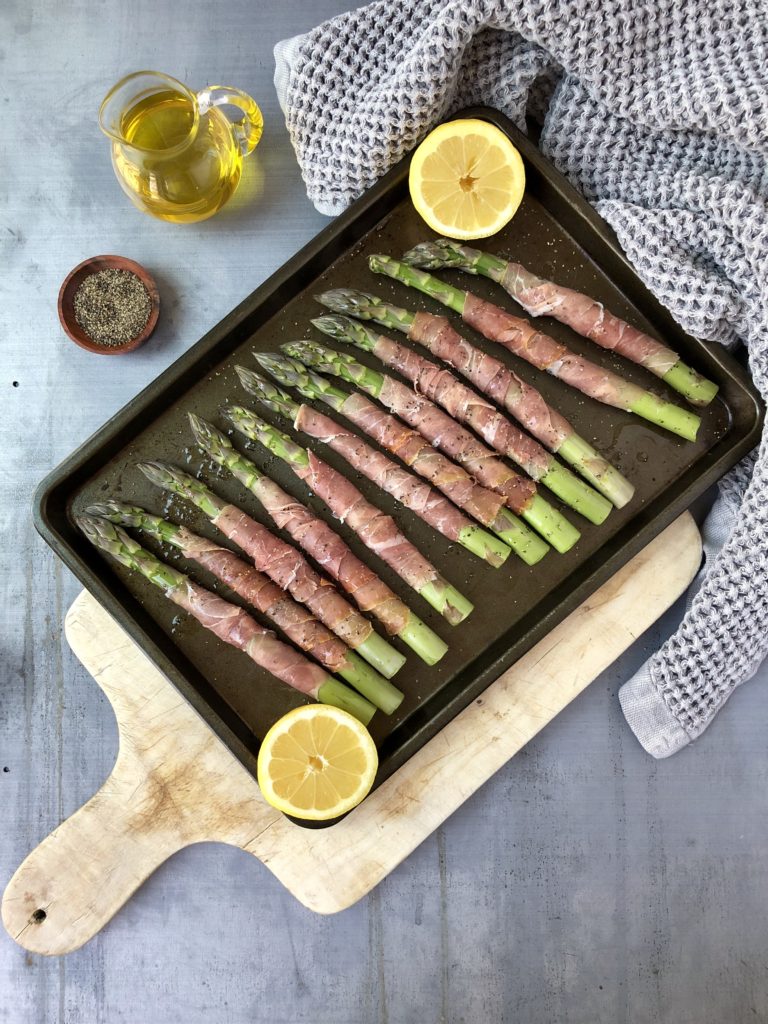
[309, 312, 581, 553]
[403, 239, 719, 408]
[315, 288, 630, 513]
[280, 339, 581, 558]
[76, 514, 376, 724]
[136, 460, 404, 678]
[315, 299, 612, 527]
[234, 365, 512, 567]
[369, 254, 701, 442]
[186, 415, 446, 665]
[87, 499, 403, 713]
[217, 406, 475, 627]
[250, 353, 551, 566]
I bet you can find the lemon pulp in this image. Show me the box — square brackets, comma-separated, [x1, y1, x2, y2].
[257, 705, 378, 820]
[409, 118, 526, 240]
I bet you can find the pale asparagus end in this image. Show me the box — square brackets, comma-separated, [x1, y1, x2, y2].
[662, 361, 719, 408]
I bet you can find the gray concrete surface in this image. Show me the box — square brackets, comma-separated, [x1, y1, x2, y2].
[1, 2, 767, 1022]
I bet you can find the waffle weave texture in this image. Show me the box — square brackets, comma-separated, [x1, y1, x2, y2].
[275, 0, 768, 756]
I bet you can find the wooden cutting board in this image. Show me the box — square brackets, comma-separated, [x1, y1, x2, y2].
[3, 513, 701, 956]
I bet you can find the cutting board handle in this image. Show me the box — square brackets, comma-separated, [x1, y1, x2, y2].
[2, 591, 272, 956]
[2, 751, 191, 956]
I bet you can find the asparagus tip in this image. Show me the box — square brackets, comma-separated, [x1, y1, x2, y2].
[235, 363, 268, 393]
[316, 287, 382, 313]
[311, 314, 354, 338]
[84, 499, 128, 517]
[137, 459, 177, 488]
[368, 254, 391, 273]
[188, 412, 232, 453]
[74, 512, 101, 542]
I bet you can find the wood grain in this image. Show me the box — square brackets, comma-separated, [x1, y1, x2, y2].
[2, 513, 701, 956]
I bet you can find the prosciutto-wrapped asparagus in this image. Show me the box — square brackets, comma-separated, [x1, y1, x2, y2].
[76, 514, 376, 724]
[232, 367, 510, 567]
[251, 352, 549, 564]
[207, 410, 474, 628]
[369, 256, 701, 442]
[280, 341, 581, 557]
[403, 239, 719, 408]
[87, 500, 403, 713]
[308, 318, 581, 552]
[137, 461, 404, 679]
[315, 291, 611, 526]
[319, 286, 631, 510]
[186, 415, 447, 665]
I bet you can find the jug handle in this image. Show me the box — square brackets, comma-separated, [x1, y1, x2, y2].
[197, 86, 264, 156]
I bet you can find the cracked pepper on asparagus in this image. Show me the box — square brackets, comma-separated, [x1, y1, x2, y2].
[250, 351, 546, 560]
[403, 239, 718, 408]
[315, 290, 612, 526]
[205, 408, 474, 628]
[187, 414, 449, 664]
[328, 270, 632, 508]
[233, 364, 511, 568]
[280, 339, 579, 556]
[87, 500, 403, 714]
[76, 514, 377, 724]
[137, 460, 405, 679]
[369, 255, 701, 442]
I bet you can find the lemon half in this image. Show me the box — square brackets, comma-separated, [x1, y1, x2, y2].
[257, 704, 378, 820]
[409, 119, 526, 240]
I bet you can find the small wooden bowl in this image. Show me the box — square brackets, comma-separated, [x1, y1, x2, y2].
[58, 255, 160, 355]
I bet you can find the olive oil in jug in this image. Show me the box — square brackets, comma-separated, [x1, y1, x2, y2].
[100, 72, 263, 224]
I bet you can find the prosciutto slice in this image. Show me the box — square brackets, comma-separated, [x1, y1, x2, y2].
[234, 472, 411, 637]
[499, 261, 679, 376]
[380, 319, 553, 482]
[332, 390, 507, 528]
[463, 294, 655, 411]
[406, 309, 571, 451]
[169, 578, 327, 697]
[176, 529, 349, 672]
[294, 404, 474, 546]
[337, 364, 537, 514]
[213, 504, 374, 647]
[290, 450, 443, 595]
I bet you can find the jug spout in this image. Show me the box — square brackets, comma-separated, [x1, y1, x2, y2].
[98, 71, 199, 154]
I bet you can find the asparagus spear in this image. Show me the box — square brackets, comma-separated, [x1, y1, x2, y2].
[187, 414, 448, 665]
[87, 500, 403, 714]
[137, 460, 404, 678]
[214, 407, 474, 628]
[403, 239, 719, 408]
[232, 367, 511, 567]
[315, 290, 611, 526]
[310, 313, 586, 552]
[369, 255, 701, 442]
[250, 352, 552, 566]
[280, 341, 572, 562]
[76, 514, 376, 724]
[319, 281, 631, 510]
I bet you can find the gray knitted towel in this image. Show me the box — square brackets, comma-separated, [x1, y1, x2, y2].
[274, 0, 768, 758]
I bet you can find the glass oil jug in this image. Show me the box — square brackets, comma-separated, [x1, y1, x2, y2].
[99, 71, 263, 223]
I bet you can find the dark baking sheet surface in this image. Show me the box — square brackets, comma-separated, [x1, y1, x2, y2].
[35, 108, 763, 790]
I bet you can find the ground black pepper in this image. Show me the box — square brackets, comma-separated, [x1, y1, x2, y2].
[73, 268, 151, 346]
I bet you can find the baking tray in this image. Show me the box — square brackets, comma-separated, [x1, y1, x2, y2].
[35, 107, 763, 794]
